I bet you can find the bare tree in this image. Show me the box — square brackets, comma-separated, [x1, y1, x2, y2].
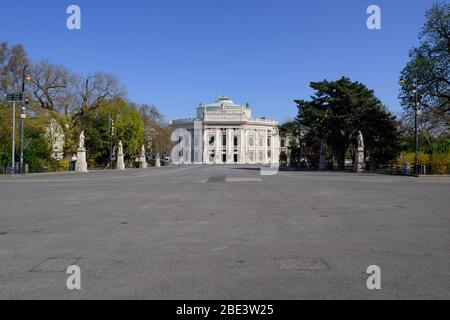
[73, 72, 125, 122]
[0, 41, 29, 94]
[28, 60, 74, 114]
[138, 104, 172, 157]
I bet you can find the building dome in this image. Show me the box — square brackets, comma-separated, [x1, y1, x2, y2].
[215, 96, 234, 105]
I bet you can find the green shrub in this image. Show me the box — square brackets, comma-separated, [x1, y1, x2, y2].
[431, 152, 450, 175]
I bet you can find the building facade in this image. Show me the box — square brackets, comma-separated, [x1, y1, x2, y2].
[280, 133, 296, 167]
[171, 96, 280, 165]
[47, 120, 65, 161]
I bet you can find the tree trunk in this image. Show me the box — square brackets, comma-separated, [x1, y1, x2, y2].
[338, 145, 346, 170]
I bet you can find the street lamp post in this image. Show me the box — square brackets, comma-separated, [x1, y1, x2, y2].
[12, 100, 16, 174]
[20, 64, 31, 174]
[413, 78, 419, 175]
[6, 93, 23, 174]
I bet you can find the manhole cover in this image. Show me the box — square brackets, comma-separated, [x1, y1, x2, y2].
[207, 176, 226, 183]
[30, 257, 81, 273]
[275, 258, 329, 271]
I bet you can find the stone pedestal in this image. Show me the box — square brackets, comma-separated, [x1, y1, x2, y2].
[319, 141, 327, 170]
[75, 149, 88, 173]
[155, 156, 161, 168]
[140, 156, 148, 169]
[354, 148, 365, 173]
[117, 153, 125, 170]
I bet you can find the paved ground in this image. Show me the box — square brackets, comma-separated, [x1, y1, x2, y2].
[0, 165, 449, 300]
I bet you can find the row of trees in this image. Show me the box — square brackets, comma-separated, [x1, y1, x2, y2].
[280, 77, 400, 170]
[280, 2, 449, 173]
[0, 42, 172, 171]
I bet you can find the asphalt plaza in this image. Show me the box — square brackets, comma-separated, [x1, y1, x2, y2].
[0, 165, 449, 299]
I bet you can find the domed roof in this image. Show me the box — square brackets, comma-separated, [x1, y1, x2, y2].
[215, 95, 234, 105]
[201, 95, 244, 109]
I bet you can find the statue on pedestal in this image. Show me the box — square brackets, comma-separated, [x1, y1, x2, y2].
[140, 145, 148, 169]
[354, 131, 365, 173]
[319, 140, 327, 170]
[357, 130, 365, 150]
[155, 152, 161, 168]
[75, 131, 88, 173]
[78, 131, 85, 150]
[117, 140, 125, 170]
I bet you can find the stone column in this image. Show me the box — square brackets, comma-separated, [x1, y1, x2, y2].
[203, 128, 209, 164]
[270, 131, 275, 163]
[227, 129, 233, 163]
[264, 130, 268, 164]
[215, 128, 221, 164]
[240, 129, 246, 164]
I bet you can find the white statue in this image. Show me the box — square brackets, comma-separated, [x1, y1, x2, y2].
[76, 131, 88, 173]
[355, 131, 365, 173]
[140, 145, 148, 168]
[155, 152, 161, 168]
[117, 141, 125, 170]
[118, 141, 124, 155]
[79, 131, 85, 150]
[357, 131, 365, 150]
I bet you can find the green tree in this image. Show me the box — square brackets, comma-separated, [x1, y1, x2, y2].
[0, 103, 53, 173]
[138, 104, 172, 157]
[279, 121, 302, 165]
[296, 77, 400, 170]
[84, 98, 144, 166]
[400, 2, 449, 129]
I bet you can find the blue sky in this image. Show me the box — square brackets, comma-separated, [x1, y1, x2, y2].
[0, 0, 436, 122]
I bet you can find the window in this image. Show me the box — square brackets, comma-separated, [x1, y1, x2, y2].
[209, 136, 215, 146]
[268, 136, 272, 147]
[281, 139, 285, 148]
[248, 136, 254, 147]
[222, 135, 227, 147]
[234, 136, 238, 147]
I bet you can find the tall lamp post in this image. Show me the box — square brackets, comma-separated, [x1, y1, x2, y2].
[20, 65, 32, 174]
[6, 93, 23, 174]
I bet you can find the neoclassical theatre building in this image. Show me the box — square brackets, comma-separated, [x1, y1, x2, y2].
[171, 96, 280, 165]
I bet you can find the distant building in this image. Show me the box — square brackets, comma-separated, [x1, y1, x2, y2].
[171, 96, 280, 165]
[47, 120, 65, 161]
[280, 133, 297, 166]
